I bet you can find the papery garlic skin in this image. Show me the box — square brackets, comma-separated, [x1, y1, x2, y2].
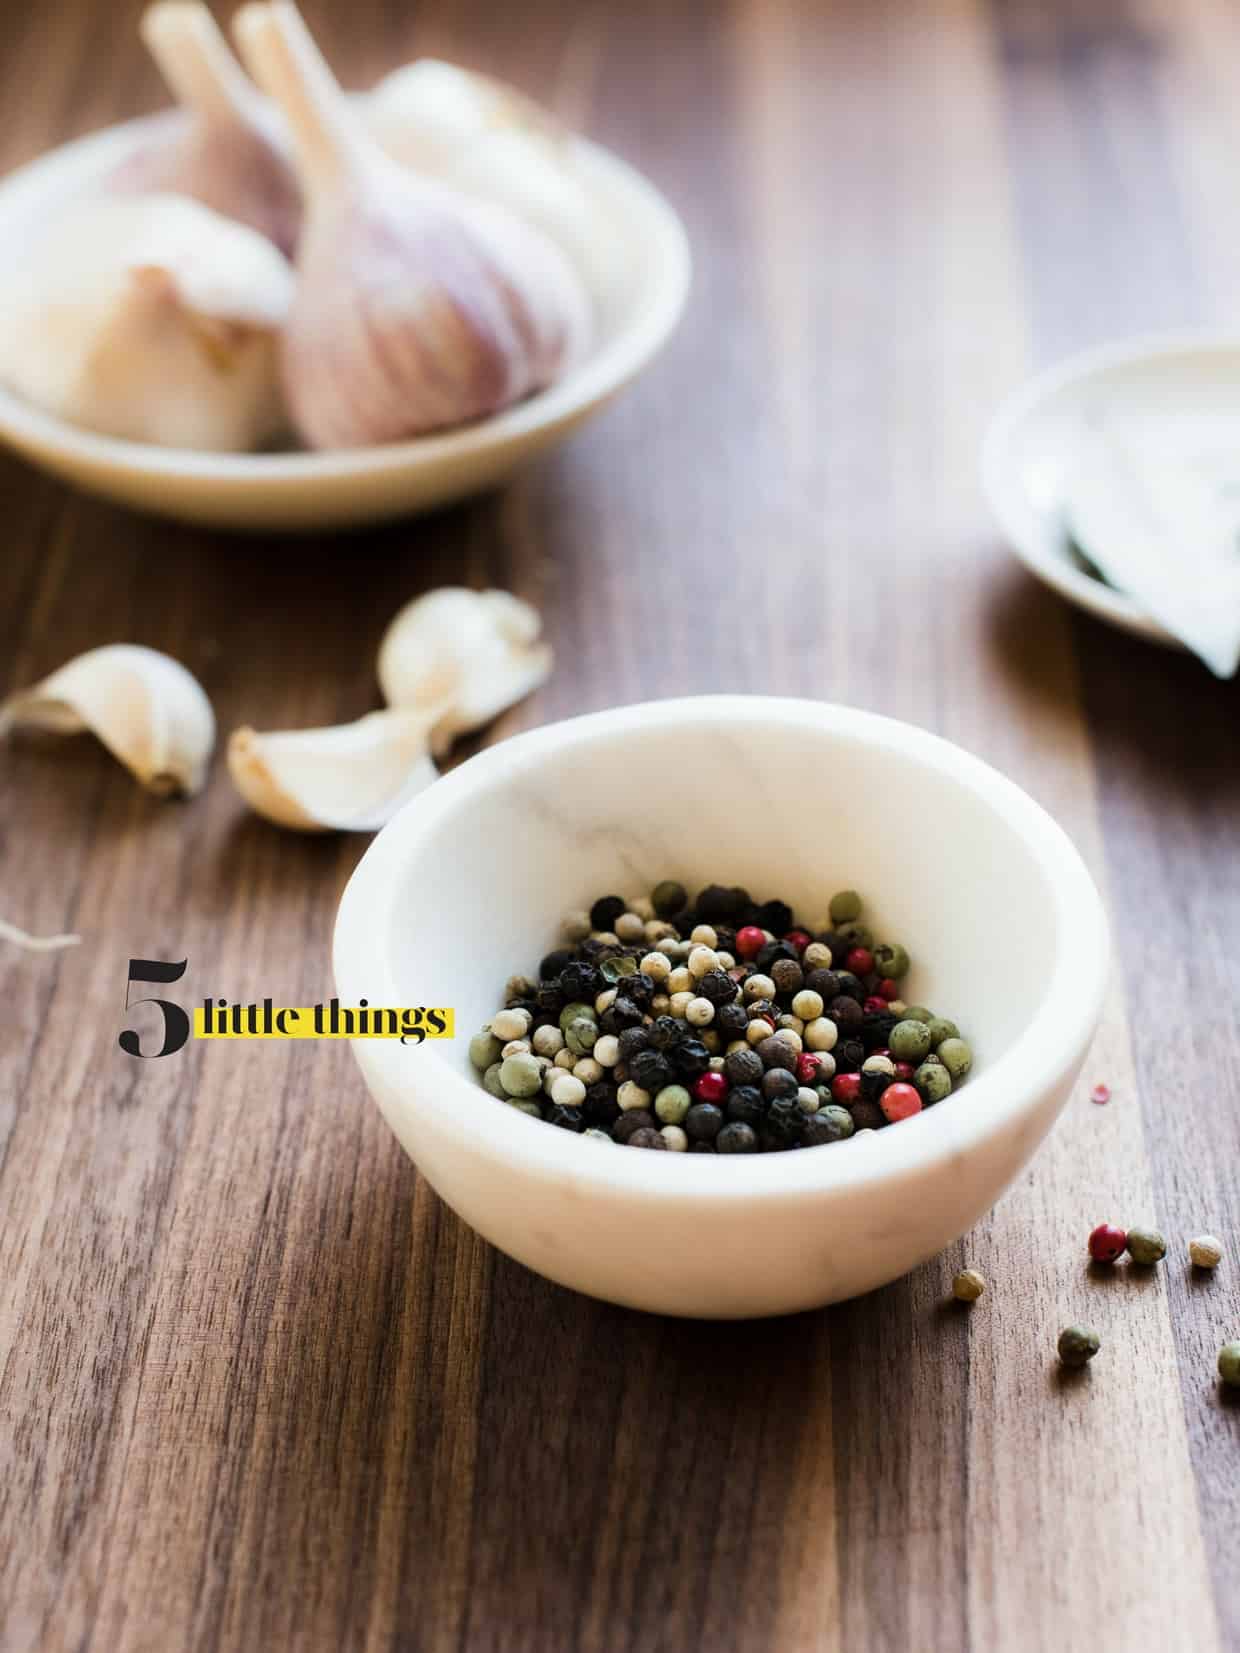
[109, 2, 301, 256]
[0, 643, 215, 796]
[233, 2, 593, 451]
[228, 707, 440, 831]
[0, 195, 294, 450]
[376, 586, 551, 756]
[368, 60, 626, 307]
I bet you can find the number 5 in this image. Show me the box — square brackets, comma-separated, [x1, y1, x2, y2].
[119, 958, 190, 1058]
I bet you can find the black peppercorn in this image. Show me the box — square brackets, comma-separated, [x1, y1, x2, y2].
[757, 941, 797, 972]
[626, 971, 656, 1008]
[762, 1096, 804, 1147]
[804, 969, 840, 1002]
[536, 982, 565, 1014]
[755, 899, 793, 935]
[860, 1068, 890, 1105]
[725, 1086, 765, 1126]
[540, 948, 575, 982]
[817, 931, 847, 958]
[771, 958, 804, 996]
[697, 969, 739, 1007]
[828, 995, 863, 1034]
[849, 1099, 886, 1131]
[684, 1102, 724, 1142]
[611, 996, 644, 1029]
[590, 895, 626, 932]
[597, 1008, 619, 1036]
[648, 1015, 682, 1050]
[631, 1049, 673, 1093]
[756, 1035, 797, 1072]
[716, 1003, 749, 1041]
[688, 1141, 717, 1154]
[579, 937, 610, 961]
[548, 1103, 586, 1132]
[803, 1108, 853, 1145]
[834, 1037, 865, 1073]
[717, 1121, 759, 1153]
[746, 999, 777, 1024]
[712, 924, 737, 955]
[860, 1010, 898, 1051]
[559, 960, 600, 999]
[617, 1025, 651, 1063]
[725, 1046, 763, 1087]
[834, 971, 865, 1001]
[583, 1083, 621, 1128]
[762, 1067, 799, 1101]
[696, 884, 745, 921]
[626, 1126, 667, 1149]
[669, 1038, 711, 1078]
[613, 1109, 657, 1143]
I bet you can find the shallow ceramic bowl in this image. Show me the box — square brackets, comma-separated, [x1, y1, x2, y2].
[334, 696, 1109, 1319]
[0, 111, 690, 531]
[981, 332, 1240, 650]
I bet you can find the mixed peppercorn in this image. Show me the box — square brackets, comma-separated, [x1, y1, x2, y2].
[468, 882, 973, 1152]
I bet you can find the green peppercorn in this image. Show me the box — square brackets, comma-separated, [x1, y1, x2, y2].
[873, 942, 910, 980]
[914, 1061, 952, 1104]
[482, 1062, 507, 1098]
[654, 1084, 691, 1125]
[1057, 1325, 1100, 1368]
[803, 1105, 854, 1144]
[829, 890, 862, 923]
[889, 1019, 932, 1063]
[836, 920, 873, 949]
[1218, 1342, 1240, 1388]
[652, 880, 688, 917]
[565, 1017, 599, 1056]
[470, 1030, 503, 1070]
[901, 1005, 933, 1024]
[558, 1000, 595, 1032]
[927, 1016, 960, 1050]
[508, 1099, 543, 1119]
[499, 1052, 543, 1097]
[1125, 1227, 1167, 1266]
[951, 1269, 985, 1302]
[937, 1037, 973, 1081]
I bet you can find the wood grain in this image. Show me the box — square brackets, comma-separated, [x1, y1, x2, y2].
[2, 1, 1238, 1649]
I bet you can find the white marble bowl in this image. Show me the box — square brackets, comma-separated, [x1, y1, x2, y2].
[0, 112, 690, 531]
[334, 696, 1109, 1318]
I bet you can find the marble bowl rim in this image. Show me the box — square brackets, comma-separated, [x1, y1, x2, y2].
[334, 694, 1110, 1201]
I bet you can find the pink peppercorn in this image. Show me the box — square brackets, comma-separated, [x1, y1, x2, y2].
[878, 978, 900, 1001]
[693, 1071, 728, 1105]
[846, 946, 875, 976]
[735, 925, 765, 960]
[864, 995, 888, 1013]
[784, 929, 812, 953]
[795, 1052, 820, 1085]
[831, 1073, 862, 1107]
[1088, 1222, 1127, 1263]
[893, 1061, 916, 1081]
[880, 1082, 922, 1123]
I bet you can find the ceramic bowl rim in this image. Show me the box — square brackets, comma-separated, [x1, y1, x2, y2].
[0, 109, 691, 485]
[334, 695, 1110, 1202]
[979, 329, 1240, 650]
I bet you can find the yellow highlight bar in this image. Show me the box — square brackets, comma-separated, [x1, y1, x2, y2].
[194, 1001, 453, 1042]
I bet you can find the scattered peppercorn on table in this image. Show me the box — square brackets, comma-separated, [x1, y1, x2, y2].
[2, 2, 1239, 1651]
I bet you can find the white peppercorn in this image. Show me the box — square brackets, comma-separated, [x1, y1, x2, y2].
[561, 910, 592, 942]
[1190, 1235, 1224, 1269]
[688, 945, 720, 978]
[554, 1048, 576, 1070]
[777, 1014, 805, 1035]
[666, 966, 693, 995]
[501, 1038, 531, 1058]
[803, 942, 833, 969]
[746, 1018, 775, 1046]
[630, 895, 655, 921]
[650, 994, 671, 1015]
[669, 991, 694, 1018]
[743, 973, 776, 1002]
[645, 920, 676, 943]
[862, 1054, 896, 1077]
[796, 1086, 820, 1114]
[593, 1034, 621, 1068]
[686, 996, 715, 1026]
[573, 1058, 604, 1085]
[641, 952, 672, 982]
[792, 989, 824, 1021]
[805, 1016, 838, 1052]
[532, 1024, 564, 1057]
[660, 1125, 689, 1151]
[615, 912, 646, 943]
[618, 1080, 651, 1111]
[551, 1074, 586, 1107]
[690, 924, 718, 948]
[594, 988, 617, 1014]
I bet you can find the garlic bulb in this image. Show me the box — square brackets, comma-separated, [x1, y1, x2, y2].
[0, 644, 215, 796]
[0, 194, 294, 450]
[368, 59, 626, 307]
[228, 707, 440, 831]
[232, 1, 592, 449]
[377, 586, 551, 756]
[110, 1, 301, 256]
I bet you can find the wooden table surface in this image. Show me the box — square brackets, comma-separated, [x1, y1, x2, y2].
[3, 0, 1239, 1648]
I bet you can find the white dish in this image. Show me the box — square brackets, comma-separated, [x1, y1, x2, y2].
[0, 111, 690, 531]
[981, 333, 1240, 650]
[334, 695, 1110, 1320]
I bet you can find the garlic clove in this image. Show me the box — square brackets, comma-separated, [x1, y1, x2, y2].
[368, 59, 627, 308]
[232, 1, 593, 450]
[375, 586, 551, 755]
[227, 707, 441, 832]
[1, 643, 215, 796]
[0, 194, 294, 450]
[110, 1, 302, 256]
